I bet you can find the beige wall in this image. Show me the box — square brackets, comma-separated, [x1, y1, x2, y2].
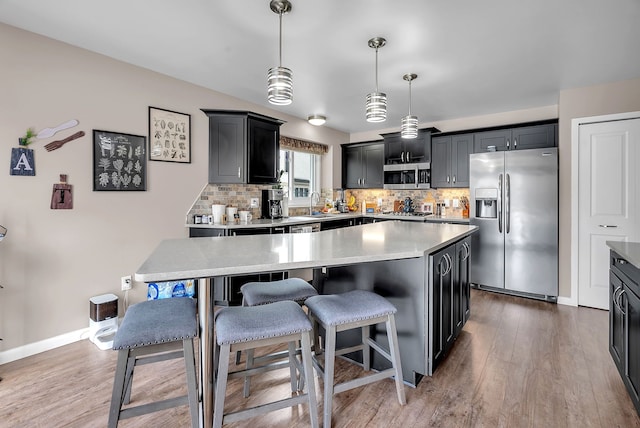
[558, 77, 640, 298]
[0, 23, 347, 354]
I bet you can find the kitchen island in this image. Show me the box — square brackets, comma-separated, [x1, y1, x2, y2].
[135, 221, 477, 427]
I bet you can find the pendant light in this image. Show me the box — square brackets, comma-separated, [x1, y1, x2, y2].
[267, 0, 293, 105]
[366, 37, 387, 123]
[401, 73, 418, 139]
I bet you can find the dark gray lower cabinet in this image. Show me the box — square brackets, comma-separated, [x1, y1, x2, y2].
[430, 237, 471, 373]
[320, 218, 357, 230]
[609, 250, 640, 415]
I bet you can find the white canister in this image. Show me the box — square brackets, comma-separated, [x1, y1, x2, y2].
[211, 204, 226, 223]
[239, 211, 253, 222]
[226, 206, 237, 219]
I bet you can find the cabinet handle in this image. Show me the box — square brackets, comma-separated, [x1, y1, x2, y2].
[514, 138, 517, 149]
[401, 152, 405, 163]
[446, 175, 450, 183]
[613, 285, 622, 310]
[616, 258, 627, 265]
[453, 175, 456, 184]
[618, 289, 627, 316]
[462, 242, 470, 261]
[237, 167, 241, 178]
[407, 152, 411, 162]
[507, 139, 510, 149]
[362, 178, 365, 186]
[599, 225, 618, 228]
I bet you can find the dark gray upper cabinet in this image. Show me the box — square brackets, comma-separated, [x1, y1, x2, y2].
[431, 133, 473, 188]
[342, 141, 384, 189]
[474, 123, 557, 152]
[382, 128, 438, 165]
[202, 110, 283, 184]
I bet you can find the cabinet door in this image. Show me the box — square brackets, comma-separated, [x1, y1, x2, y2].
[362, 143, 384, 188]
[343, 145, 363, 188]
[474, 129, 511, 153]
[403, 131, 430, 163]
[625, 285, 640, 404]
[511, 124, 556, 150]
[430, 136, 451, 188]
[610, 271, 625, 371]
[208, 115, 245, 183]
[450, 133, 473, 187]
[431, 245, 455, 370]
[384, 134, 404, 164]
[247, 118, 280, 184]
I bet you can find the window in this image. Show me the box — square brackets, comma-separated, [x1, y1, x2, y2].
[279, 149, 320, 206]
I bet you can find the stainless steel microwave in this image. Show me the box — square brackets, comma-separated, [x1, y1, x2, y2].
[383, 162, 430, 190]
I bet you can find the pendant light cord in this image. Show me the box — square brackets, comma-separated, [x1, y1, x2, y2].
[278, 12, 283, 67]
[408, 79, 412, 115]
[375, 47, 379, 92]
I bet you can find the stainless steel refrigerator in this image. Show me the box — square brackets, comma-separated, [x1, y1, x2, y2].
[470, 148, 558, 300]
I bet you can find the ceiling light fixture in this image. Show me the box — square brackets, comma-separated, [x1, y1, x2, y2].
[366, 37, 387, 123]
[267, 0, 293, 106]
[401, 73, 418, 139]
[307, 114, 326, 126]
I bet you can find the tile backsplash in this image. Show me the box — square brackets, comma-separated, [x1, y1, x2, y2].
[187, 184, 470, 223]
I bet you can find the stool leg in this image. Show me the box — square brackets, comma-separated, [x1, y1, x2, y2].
[243, 348, 255, 398]
[300, 331, 319, 428]
[183, 338, 199, 428]
[361, 325, 370, 371]
[288, 341, 298, 392]
[323, 324, 337, 428]
[386, 314, 406, 405]
[122, 354, 135, 405]
[108, 349, 130, 428]
[213, 343, 231, 428]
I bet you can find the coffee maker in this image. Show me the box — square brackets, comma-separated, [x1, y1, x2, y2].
[261, 189, 283, 219]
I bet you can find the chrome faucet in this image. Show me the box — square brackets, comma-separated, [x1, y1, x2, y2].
[309, 191, 320, 215]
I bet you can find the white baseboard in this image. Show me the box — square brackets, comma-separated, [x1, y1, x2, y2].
[557, 296, 577, 307]
[0, 327, 90, 365]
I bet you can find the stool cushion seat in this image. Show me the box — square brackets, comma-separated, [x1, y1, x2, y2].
[240, 278, 318, 306]
[215, 301, 312, 345]
[304, 290, 397, 327]
[113, 298, 197, 350]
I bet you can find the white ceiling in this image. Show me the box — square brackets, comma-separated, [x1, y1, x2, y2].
[2, 0, 640, 134]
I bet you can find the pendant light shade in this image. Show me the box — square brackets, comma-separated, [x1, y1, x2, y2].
[267, 0, 293, 106]
[366, 37, 387, 123]
[401, 73, 418, 139]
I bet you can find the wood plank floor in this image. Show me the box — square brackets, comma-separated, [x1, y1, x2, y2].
[1, 289, 639, 427]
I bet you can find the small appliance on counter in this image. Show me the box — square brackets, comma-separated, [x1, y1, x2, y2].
[335, 189, 349, 213]
[89, 293, 118, 350]
[262, 189, 283, 219]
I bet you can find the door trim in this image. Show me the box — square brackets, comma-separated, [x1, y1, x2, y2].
[569, 111, 640, 307]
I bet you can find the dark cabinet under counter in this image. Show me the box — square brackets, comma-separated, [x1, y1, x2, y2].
[608, 242, 640, 416]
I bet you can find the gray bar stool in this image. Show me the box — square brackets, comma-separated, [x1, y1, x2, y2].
[304, 290, 406, 428]
[108, 297, 198, 428]
[213, 300, 319, 428]
[238, 278, 318, 396]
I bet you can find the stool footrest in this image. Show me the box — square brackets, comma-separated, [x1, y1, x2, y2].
[119, 395, 189, 420]
[227, 360, 293, 379]
[334, 369, 397, 395]
[223, 393, 311, 424]
[133, 350, 184, 366]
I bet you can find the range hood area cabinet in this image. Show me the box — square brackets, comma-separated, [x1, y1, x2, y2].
[431, 133, 474, 188]
[473, 123, 557, 153]
[202, 110, 284, 184]
[342, 141, 384, 189]
[381, 128, 439, 165]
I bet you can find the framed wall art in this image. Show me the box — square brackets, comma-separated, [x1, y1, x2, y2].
[93, 130, 146, 191]
[148, 106, 191, 163]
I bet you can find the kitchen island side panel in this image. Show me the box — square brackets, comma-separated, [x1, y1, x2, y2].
[313, 256, 427, 386]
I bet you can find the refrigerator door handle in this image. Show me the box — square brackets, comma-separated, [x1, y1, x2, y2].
[505, 173, 511, 234]
[498, 174, 503, 233]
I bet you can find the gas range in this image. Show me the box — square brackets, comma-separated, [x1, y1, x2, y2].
[382, 211, 433, 217]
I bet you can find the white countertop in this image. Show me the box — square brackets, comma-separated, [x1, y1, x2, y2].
[137, 221, 477, 282]
[607, 241, 640, 268]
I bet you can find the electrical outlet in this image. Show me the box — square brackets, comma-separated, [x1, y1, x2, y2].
[121, 275, 132, 291]
[250, 198, 259, 208]
[444, 199, 450, 207]
[453, 198, 459, 208]
[377, 198, 383, 207]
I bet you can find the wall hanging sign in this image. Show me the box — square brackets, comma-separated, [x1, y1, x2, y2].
[10, 128, 37, 176]
[93, 130, 146, 191]
[148, 106, 191, 163]
[51, 174, 73, 209]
